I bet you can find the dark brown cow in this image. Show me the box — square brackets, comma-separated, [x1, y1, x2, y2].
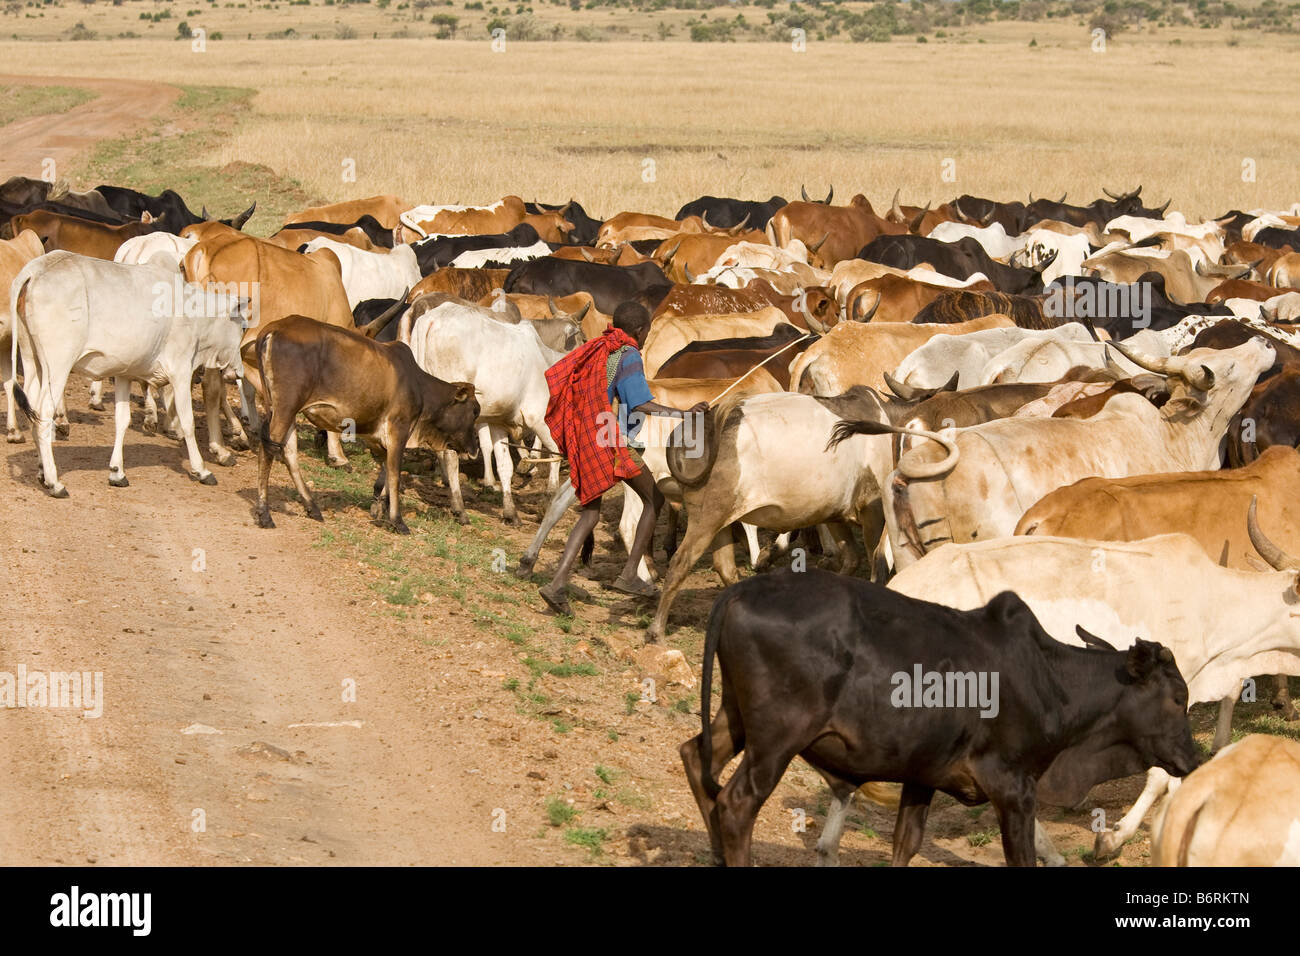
[1227, 363, 1300, 467]
[10, 209, 168, 260]
[1179, 320, 1300, 379]
[654, 331, 818, 390]
[911, 289, 1052, 329]
[251, 315, 479, 533]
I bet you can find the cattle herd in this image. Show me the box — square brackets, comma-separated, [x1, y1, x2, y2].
[7, 174, 1300, 867]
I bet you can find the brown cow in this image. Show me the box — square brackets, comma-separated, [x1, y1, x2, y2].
[251, 315, 479, 532]
[655, 231, 767, 283]
[401, 196, 528, 239]
[653, 280, 836, 331]
[1, 229, 46, 440]
[844, 274, 996, 324]
[1206, 278, 1286, 302]
[768, 194, 911, 269]
[410, 267, 513, 302]
[10, 210, 167, 260]
[654, 331, 816, 390]
[265, 226, 377, 252]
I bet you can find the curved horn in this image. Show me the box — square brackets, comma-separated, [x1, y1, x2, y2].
[1102, 188, 1122, 200]
[579, 247, 594, 262]
[801, 184, 811, 202]
[1028, 192, 1036, 204]
[951, 198, 966, 222]
[856, 290, 881, 322]
[547, 295, 560, 318]
[1185, 363, 1215, 392]
[728, 212, 751, 235]
[701, 211, 716, 231]
[909, 202, 931, 234]
[800, 299, 827, 334]
[824, 185, 833, 205]
[1194, 257, 1209, 276]
[358, 293, 407, 339]
[806, 232, 830, 254]
[200, 205, 210, 221]
[1248, 495, 1300, 571]
[1154, 198, 1171, 216]
[568, 300, 592, 324]
[1109, 338, 1171, 375]
[882, 370, 917, 401]
[1057, 192, 1067, 203]
[232, 201, 256, 230]
[661, 241, 680, 268]
[891, 189, 904, 222]
[683, 263, 696, 283]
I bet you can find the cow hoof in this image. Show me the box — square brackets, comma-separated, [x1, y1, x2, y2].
[307, 507, 324, 522]
[108, 475, 129, 488]
[369, 500, 385, 520]
[227, 435, 249, 452]
[5, 429, 23, 444]
[327, 457, 352, 471]
[256, 512, 275, 529]
[1276, 700, 1299, 722]
[46, 484, 69, 499]
[215, 450, 237, 467]
[514, 558, 535, 580]
[456, 512, 471, 526]
[141, 419, 158, 436]
[165, 430, 183, 442]
[198, 472, 218, 486]
[387, 520, 411, 535]
[89, 401, 105, 412]
[54, 422, 70, 439]
[644, 625, 663, 644]
[503, 513, 520, 527]
[1093, 829, 1125, 862]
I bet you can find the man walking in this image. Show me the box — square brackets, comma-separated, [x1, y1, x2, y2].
[538, 302, 705, 616]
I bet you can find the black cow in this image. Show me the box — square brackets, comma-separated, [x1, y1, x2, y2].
[524, 199, 602, 246]
[674, 195, 788, 230]
[409, 223, 542, 275]
[1250, 226, 1300, 250]
[860, 234, 1053, 294]
[96, 184, 256, 233]
[1045, 273, 1231, 339]
[680, 569, 1199, 867]
[950, 194, 1028, 234]
[504, 257, 671, 314]
[0, 175, 120, 221]
[351, 297, 408, 343]
[274, 215, 395, 249]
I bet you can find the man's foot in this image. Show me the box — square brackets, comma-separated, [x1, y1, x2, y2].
[539, 582, 573, 616]
[606, 575, 659, 599]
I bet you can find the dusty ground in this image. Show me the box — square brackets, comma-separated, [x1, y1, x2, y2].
[0, 376, 1236, 868]
[0, 72, 1288, 868]
[0, 74, 179, 181]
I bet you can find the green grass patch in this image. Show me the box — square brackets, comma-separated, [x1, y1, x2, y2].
[0, 84, 96, 127]
[545, 796, 578, 827]
[563, 826, 608, 857]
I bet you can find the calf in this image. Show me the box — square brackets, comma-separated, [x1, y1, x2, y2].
[252, 315, 479, 532]
[681, 569, 1198, 866]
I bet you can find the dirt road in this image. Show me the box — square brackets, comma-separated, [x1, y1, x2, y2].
[0, 74, 180, 181]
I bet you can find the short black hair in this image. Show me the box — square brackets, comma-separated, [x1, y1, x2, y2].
[612, 301, 652, 337]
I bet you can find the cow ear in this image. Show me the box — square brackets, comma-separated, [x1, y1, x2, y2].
[453, 382, 475, 403]
[1075, 624, 1116, 652]
[985, 590, 1032, 627]
[1124, 639, 1160, 681]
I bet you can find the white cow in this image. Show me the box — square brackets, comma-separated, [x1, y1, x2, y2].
[888, 532, 1300, 864]
[927, 221, 1018, 260]
[449, 240, 551, 269]
[978, 328, 1168, 385]
[892, 322, 1097, 389]
[300, 237, 420, 308]
[401, 300, 561, 525]
[1010, 229, 1092, 288]
[8, 251, 247, 494]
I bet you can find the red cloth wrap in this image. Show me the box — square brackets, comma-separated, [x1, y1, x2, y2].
[544, 326, 643, 505]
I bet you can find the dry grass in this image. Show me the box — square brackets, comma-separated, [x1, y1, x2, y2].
[1, 20, 1298, 219]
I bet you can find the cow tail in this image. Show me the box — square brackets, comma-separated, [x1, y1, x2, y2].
[666, 405, 723, 488]
[8, 268, 35, 423]
[255, 331, 281, 460]
[699, 591, 734, 800]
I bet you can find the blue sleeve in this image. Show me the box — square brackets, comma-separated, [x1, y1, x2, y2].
[612, 350, 654, 411]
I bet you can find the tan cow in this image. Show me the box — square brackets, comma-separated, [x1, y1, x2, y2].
[1152, 735, 1300, 866]
[1, 229, 46, 441]
[400, 196, 527, 239]
[283, 194, 410, 230]
[790, 314, 1017, 393]
[9, 210, 164, 261]
[182, 234, 354, 466]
